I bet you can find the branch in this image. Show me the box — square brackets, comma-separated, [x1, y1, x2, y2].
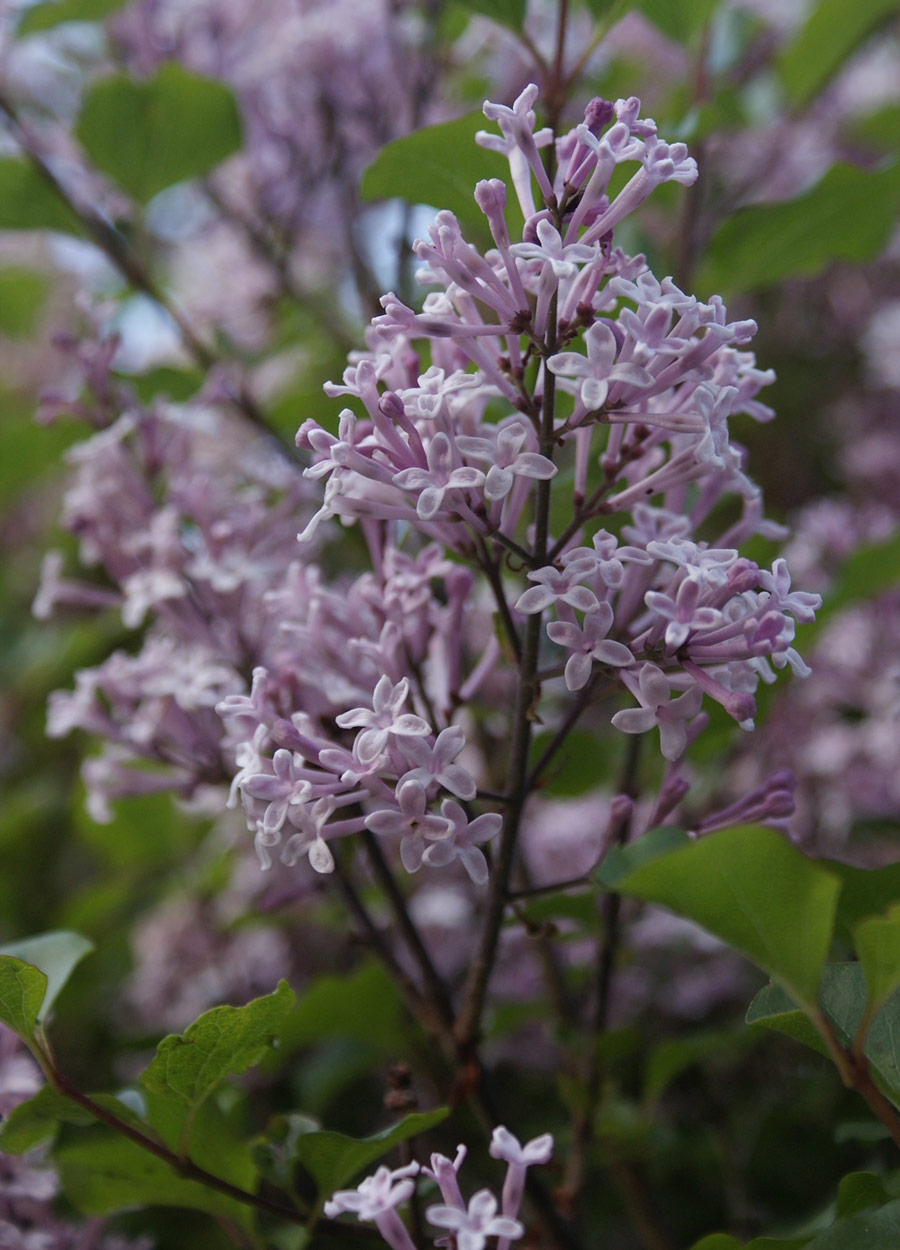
[45, 1065, 373, 1236]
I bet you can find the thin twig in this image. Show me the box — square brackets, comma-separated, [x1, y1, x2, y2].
[559, 736, 642, 1213]
[46, 1065, 375, 1235]
[814, 1011, 900, 1151]
[360, 828, 457, 1034]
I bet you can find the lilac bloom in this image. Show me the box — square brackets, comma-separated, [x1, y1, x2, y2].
[121, 567, 186, 628]
[421, 801, 503, 884]
[560, 531, 652, 591]
[478, 83, 554, 207]
[393, 432, 485, 520]
[335, 676, 431, 765]
[325, 1162, 420, 1250]
[241, 748, 313, 836]
[611, 663, 704, 761]
[281, 796, 337, 874]
[456, 420, 557, 501]
[759, 558, 822, 623]
[422, 1146, 467, 1208]
[397, 726, 477, 800]
[399, 366, 485, 422]
[489, 1127, 554, 1228]
[365, 780, 453, 873]
[646, 538, 739, 588]
[644, 578, 724, 650]
[547, 321, 653, 410]
[427, 1189, 524, 1250]
[515, 560, 600, 615]
[547, 603, 633, 691]
[510, 218, 599, 279]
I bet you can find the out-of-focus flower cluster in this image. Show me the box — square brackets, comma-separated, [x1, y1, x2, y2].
[35, 351, 311, 823]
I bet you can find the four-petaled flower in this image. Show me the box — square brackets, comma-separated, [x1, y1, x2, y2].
[644, 577, 724, 650]
[336, 676, 431, 765]
[279, 796, 338, 874]
[241, 748, 312, 835]
[456, 420, 557, 501]
[397, 726, 478, 800]
[421, 801, 503, 885]
[427, 1189, 524, 1250]
[547, 602, 634, 691]
[611, 662, 704, 761]
[515, 560, 600, 615]
[547, 321, 653, 411]
[393, 432, 485, 520]
[510, 218, 599, 280]
[365, 780, 454, 873]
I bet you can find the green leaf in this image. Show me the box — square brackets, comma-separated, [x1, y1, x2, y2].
[0, 159, 85, 235]
[847, 105, 900, 159]
[252, 1112, 319, 1191]
[748, 964, 900, 1106]
[140, 980, 295, 1109]
[76, 63, 243, 203]
[17, 0, 127, 34]
[778, 0, 900, 108]
[452, 0, 526, 30]
[0, 958, 48, 1046]
[745, 980, 829, 1058]
[121, 365, 204, 403]
[700, 162, 900, 295]
[0, 1086, 134, 1154]
[836, 1172, 891, 1219]
[57, 1130, 249, 1223]
[580, 0, 634, 23]
[360, 112, 519, 249]
[57, 1091, 256, 1225]
[602, 825, 841, 1007]
[854, 905, 900, 1016]
[689, 1237, 810, 1250]
[0, 388, 86, 504]
[595, 826, 691, 889]
[0, 269, 49, 336]
[805, 1199, 900, 1249]
[292, 1108, 450, 1197]
[0, 930, 94, 1026]
[644, 1028, 750, 1106]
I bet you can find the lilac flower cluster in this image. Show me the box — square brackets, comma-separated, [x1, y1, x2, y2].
[325, 1126, 552, 1250]
[42, 87, 820, 892]
[219, 86, 818, 873]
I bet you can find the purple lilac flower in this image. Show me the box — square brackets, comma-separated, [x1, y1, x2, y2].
[427, 1189, 524, 1250]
